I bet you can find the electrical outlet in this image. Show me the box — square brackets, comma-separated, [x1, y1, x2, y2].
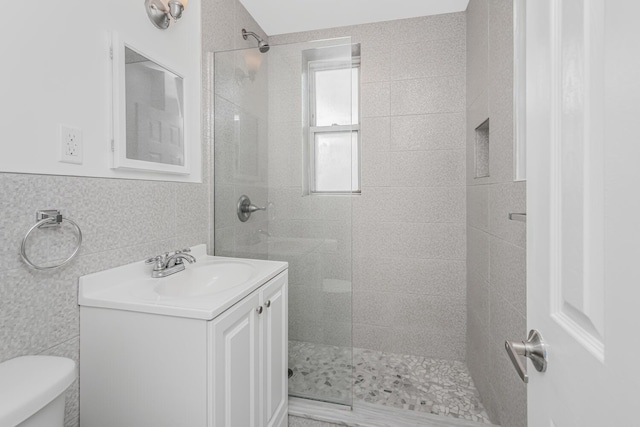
[59, 125, 83, 164]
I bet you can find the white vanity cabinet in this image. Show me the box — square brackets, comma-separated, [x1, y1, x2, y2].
[211, 271, 288, 427]
[79, 248, 288, 427]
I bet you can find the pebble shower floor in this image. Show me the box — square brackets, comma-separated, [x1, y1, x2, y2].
[288, 341, 492, 424]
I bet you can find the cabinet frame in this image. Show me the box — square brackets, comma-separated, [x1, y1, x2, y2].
[209, 270, 289, 427]
[81, 270, 288, 427]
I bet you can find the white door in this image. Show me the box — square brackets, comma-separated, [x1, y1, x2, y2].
[261, 272, 288, 427]
[211, 292, 261, 427]
[525, 0, 640, 426]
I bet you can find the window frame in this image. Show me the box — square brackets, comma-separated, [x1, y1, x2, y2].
[307, 56, 361, 195]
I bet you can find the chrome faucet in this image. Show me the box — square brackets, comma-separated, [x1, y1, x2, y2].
[145, 248, 196, 278]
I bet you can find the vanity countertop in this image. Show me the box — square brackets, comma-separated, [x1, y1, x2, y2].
[78, 245, 287, 320]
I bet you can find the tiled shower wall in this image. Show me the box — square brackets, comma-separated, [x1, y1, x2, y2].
[209, 0, 271, 260]
[270, 12, 468, 361]
[465, 0, 527, 425]
[263, 42, 353, 349]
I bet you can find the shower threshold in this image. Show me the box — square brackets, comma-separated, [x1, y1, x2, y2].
[289, 397, 499, 427]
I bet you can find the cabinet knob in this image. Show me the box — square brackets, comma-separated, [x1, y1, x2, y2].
[256, 306, 263, 314]
[264, 300, 271, 308]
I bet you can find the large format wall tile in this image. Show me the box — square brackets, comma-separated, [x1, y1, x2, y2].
[390, 75, 466, 116]
[466, 0, 489, 107]
[360, 44, 391, 84]
[389, 113, 465, 151]
[270, 13, 467, 362]
[361, 82, 391, 118]
[353, 222, 465, 261]
[361, 150, 465, 188]
[353, 186, 465, 224]
[353, 256, 466, 297]
[389, 38, 466, 81]
[490, 238, 526, 315]
[488, 181, 526, 247]
[466, 1, 526, 425]
[361, 117, 391, 151]
[388, 150, 465, 187]
[467, 184, 490, 231]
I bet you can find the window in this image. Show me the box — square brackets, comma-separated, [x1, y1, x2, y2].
[307, 50, 360, 194]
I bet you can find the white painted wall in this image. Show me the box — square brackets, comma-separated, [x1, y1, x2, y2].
[0, 0, 201, 182]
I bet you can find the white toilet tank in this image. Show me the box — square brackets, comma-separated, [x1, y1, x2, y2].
[0, 356, 76, 427]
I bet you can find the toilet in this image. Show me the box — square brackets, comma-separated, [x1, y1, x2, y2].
[0, 356, 76, 427]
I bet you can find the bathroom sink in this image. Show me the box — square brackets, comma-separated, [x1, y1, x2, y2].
[78, 244, 288, 320]
[154, 260, 256, 297]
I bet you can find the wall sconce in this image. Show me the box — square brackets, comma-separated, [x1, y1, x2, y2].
[145, 0, 189, 30]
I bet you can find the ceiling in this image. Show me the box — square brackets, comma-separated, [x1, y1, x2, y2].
[239, 0, 470, 36]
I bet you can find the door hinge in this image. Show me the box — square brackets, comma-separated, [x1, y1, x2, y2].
[110, 139, 114, 152]
[109, 47, 113, 60]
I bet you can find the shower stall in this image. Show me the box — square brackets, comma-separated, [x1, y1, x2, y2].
[213, 37, 356, 408]
[211, 29, 493, 425]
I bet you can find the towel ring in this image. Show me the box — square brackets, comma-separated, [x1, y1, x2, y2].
[20, 210, 83, 270]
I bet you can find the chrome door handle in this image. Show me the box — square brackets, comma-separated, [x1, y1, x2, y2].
[505, 329, 547, 383]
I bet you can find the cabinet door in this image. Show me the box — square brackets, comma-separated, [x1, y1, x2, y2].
[261, 272, 288, 427]
[210, 292, 261, 427]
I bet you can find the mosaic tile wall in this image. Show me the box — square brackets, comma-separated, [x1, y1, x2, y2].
[0, 175, 210, 426]
[465, 0, 527, 426]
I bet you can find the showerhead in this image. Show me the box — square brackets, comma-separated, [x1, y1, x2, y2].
[242, 28, 270, 53]
[258, 40, 270, 53]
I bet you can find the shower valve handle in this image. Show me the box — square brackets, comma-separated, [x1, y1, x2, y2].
[244, 204, 266, 213]
[237, 195, 267, 222]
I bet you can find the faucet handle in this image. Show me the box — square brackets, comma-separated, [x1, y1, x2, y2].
[145, 255, 165, 270]
[145, 256, 161, 264]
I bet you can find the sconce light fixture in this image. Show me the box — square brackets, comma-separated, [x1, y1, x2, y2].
[145, 0, 189, 30]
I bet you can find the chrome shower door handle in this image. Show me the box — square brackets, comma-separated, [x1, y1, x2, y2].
[505, 329, 548, 383]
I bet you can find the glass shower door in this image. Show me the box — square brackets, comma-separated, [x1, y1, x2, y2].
[213, 38, 355, 407]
